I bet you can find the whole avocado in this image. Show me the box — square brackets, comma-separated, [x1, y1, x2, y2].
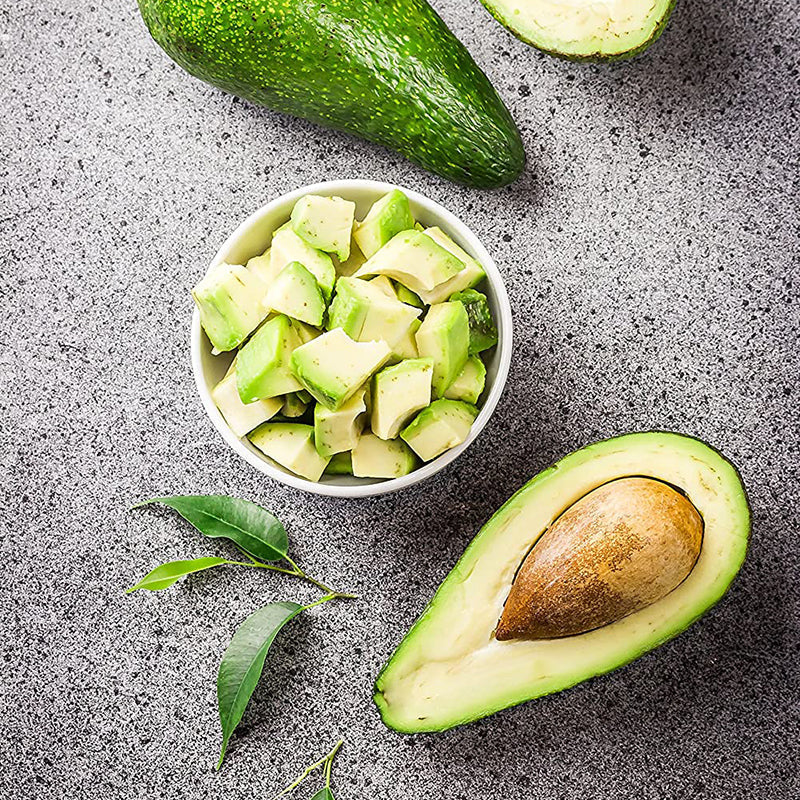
[137, 0, 525, 188]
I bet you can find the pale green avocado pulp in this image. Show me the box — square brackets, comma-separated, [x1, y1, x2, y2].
[374, 432, 749, 733]
[481, 0, 675, 60]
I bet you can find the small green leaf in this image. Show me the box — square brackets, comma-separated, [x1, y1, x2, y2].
[127, 557, 231, 593]
[310, 789, 334, 800]
[135, 495, 289, 563]
[217, 601, 304, 769]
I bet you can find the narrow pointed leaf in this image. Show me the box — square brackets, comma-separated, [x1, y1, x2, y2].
[136, 495, 289, 562]
[217, 601, 304, 769]
[311, 789, 335, 800]
[127, 557, 231, 592]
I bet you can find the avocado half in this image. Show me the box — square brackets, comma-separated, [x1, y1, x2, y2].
[480, 0, 676, 61]
[374, 432, 749, 733]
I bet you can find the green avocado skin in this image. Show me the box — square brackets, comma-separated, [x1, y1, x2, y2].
[480, 0, 676, 62]
[138, 0, 525, 188]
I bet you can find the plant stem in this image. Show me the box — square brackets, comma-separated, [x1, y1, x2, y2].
[267, 740, 343, 800]
[226, 553, 357, 599]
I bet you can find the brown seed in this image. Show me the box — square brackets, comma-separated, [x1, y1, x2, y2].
[495, 477, 703, 641]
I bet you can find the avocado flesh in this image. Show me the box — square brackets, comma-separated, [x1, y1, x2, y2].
[481, 0, 674, 61]
[374, 432, 749, 733]
[137, 0, 524, 188]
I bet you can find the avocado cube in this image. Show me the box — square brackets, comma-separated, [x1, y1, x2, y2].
[281, 392, 310, 418]
[192, 262, 269, 352]
[324, 451, 353, 475]
[354, 230, 464, 294]
[265, 261, 326, 327]
[400, 399, 478, 461]
[249, 423, 330, 481]
[393, 281, 424, 308]
[450, 289, 498, 354]
[388, 318, 421, 364]
[314, 387, 367, 457]
[290, 328, 391, 411]
[271, 228, 336, 301]
[369, 275, 398, 299]
[291, 195, 356, 261]
[351, 434, 418, 479]
[212, 368, 283, 437]
[236, 315, 303, 403]
[371, 358, 434, 440]
[327, 277, 421, 347]
[444, 355, 486, 405]
[415, 228, 487, 305]
[415, 302, 470, 398]
[353, 189, 415, 259]
[246, 247, 283, 286]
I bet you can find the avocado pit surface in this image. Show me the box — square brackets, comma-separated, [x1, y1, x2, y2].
[495, 477, 703, 641]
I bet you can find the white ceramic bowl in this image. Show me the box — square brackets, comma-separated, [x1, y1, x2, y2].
[191, 180, 513, 497]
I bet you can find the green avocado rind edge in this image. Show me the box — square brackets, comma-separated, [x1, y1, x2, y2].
[137, 0, 525, 188]
[374, 430, 750, 733]
[479, 0, 677, 63]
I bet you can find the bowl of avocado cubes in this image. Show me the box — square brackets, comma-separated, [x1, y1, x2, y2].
[190, 180, 512, 497]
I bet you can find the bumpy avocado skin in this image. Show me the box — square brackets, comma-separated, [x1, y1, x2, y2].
[137, 0, 524, 188]
[480, 0, 676, 62]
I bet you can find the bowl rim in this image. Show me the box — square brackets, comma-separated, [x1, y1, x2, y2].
[190, 179, 513, 498]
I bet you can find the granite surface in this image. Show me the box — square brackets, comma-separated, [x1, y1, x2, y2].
[1, 1, 798, 798]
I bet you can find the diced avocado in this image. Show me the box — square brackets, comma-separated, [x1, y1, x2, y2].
[192, 262, 269, 352]
[388, 318, 421, 364]
[290, 328, 391, 411]
[415, 227, 487, 304]
[480, 0, 674, 61]
[400, 399, 478, 462]
[314, 387, 367, 457]
[334, 242, 366, 278]
[450, 289, 498, 354]
[324, 451, 353, 475]
[351, 434, 418, 479]
[415, 302, 469, 398]
[353, 190, 415, 259]
[212, 368, 282, 437]
[369, 275, 398, 300]
[291, 195, 356, 261]
[289, 319, 322, 345]
[327, 277, 421, 347]
[444, 355, 486, 405]
[236, 315, 302, 402]
[271, 228, 336, 301]
[249, 423, 330, 481]
[393, 281, 424, 308]
[413, 221, 425, 232]
[281, 391, 309, 418]
[354, 230, 464, 294]
[246, 247, 284, 286]
[371, 358, 433, 440]
[264, 261, 326, 327]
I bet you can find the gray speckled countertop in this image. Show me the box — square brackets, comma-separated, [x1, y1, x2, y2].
[2, 1, 798, 798]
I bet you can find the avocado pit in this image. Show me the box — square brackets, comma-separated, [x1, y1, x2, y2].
[495, 477, 703, 641]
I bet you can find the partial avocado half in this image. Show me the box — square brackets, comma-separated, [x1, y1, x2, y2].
[374, 432, 749, 733]
[480, 0, 676, 61]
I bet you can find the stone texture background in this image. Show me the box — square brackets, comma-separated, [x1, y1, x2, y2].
[1, 1, 798, 798]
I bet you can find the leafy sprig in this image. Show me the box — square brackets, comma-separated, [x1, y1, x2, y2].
[128, 495, 353, 598]
[128, 495, 353, 768]
[269, 740, 344, 800]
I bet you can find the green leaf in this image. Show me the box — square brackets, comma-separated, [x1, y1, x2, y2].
[217, 601, 304, 769]
[126, 557, 231, 592]
[310, 789, 335, 800]
[136, 495, 289, 563]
